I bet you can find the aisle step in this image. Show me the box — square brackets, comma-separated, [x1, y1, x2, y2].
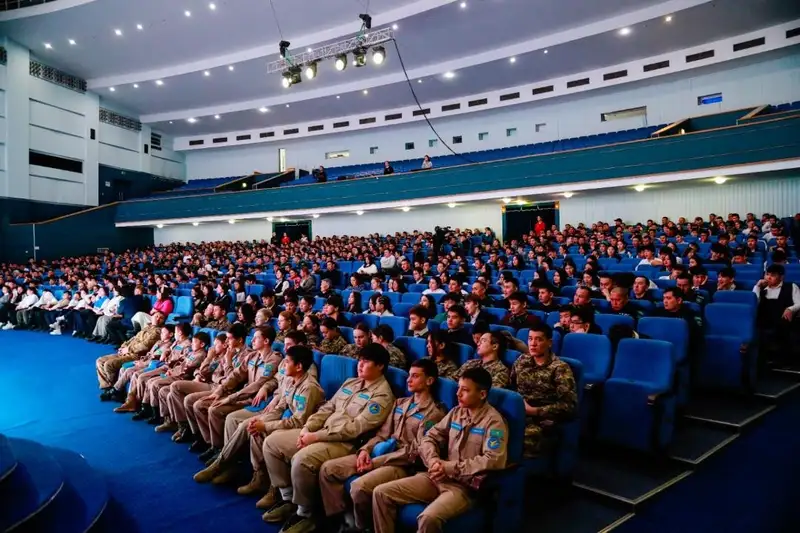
[0, 434, 16, 484]
[0, 438, 64, 532]
[15, 447, 109, 533]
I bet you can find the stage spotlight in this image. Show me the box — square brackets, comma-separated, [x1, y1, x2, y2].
[372, 46, 386, 65]
[359, 13, 372, 30]
[281, 66, 302, 88]
[279, 40, 291, 59]
[334, 54, 348, 71]
[304, 61, 318, 80]
[353, 47, 367, 67]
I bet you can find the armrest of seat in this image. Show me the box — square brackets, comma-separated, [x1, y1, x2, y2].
[647, 390, 669, 407]
[481, 465, 526, 533]
[647, 388, 673, 451]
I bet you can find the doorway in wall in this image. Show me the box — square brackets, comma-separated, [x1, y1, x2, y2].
[273, 220, 311, 244]
[503, 202, 559, 242]
[278, 148, 287, 172]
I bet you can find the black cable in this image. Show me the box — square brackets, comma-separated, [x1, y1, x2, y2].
[388, 38, 474, 164]
[268, 0, 285, 40]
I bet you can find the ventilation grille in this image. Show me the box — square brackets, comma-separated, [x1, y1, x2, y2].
[260, 132, 274, 138]
[686, 50, 714, 63]
[359, 117, 376, 125]
[499, 92, 520, 101]
[150, 132, 162, 151]
[733, 37, 765, 52]
[442, 103, 461, 112]
[385, 113, 402, 121]
[0, 46, 7, 66]
[308, 124, 324, 132]
[29, 60, 87, 93]
[566, 77, 590, 88]
[468, 98, 488, 107]
[283, 128, 299, 135]
[643, 60, 670, 72]
[333, 121, 350, 129]
[213, 137, 228, 144]
[603, 69, 628, 81]
[532, 85, 554, 95]
[189, 140, 204, 146]
[412, 108, 430, 117]
[99, 108, 142, 132]
[236, 134, 251, 141]
[786, 27, 800, 39]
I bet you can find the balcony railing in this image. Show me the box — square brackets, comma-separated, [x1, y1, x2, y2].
[0, 0, 58, 11]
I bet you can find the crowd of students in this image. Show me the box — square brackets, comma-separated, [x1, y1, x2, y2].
[1, 211, 799, 533]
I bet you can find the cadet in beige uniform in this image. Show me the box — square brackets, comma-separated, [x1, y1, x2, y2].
[373, 367, 508, 533]
[102, 325, 174, 403]
[320, 358, 446, 531]
[261, 345, 395, 533]
[196, 326, 282, 463]
[95, 311, 165, 391]
[194, 345, 324, 491]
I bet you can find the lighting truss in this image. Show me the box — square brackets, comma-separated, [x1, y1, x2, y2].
[267, 27, 394, 74]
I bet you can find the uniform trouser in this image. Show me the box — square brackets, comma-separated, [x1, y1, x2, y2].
[131, 367, 165, 400]
[16, 309, 34, 327]
[131, 312, 152, 332]
[372, 473, 474, 533]
[167, 381, 212, 426]
[113, 361, 150, 390]
[194, 399, 242, 448]
[93, 315, 114, 337]
[216, 409, 259, 463]
[319, 455, 410, 529]
[263, 429, 354, 509]
[96, 353, 139, 389]
[146, 376, 179, 413]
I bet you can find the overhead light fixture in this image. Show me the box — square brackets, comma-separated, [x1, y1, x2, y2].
[447, 202, 457, 208]
[109, 87, 116, 92]
[353, 47, 367, 67]
[169, 121, 173, 124]
[307, 47, 313, 53]
[417, 79, 423, 83]
[280, 217, 289, 222]
[214, 114, 220, 119]
[242, 183, 247, 188]
[304, 61, 318, 80]
[356, 210, 365, 216]
[509, 57, 516, 63]
[460, 1, 467, 8]
[634, 185, 646, 192]
[279, 40, 291, 59]
[515, 199, 526, 205]
[444, 71, 455, 79]
[209, 2, 216, 10]
[187, 117, 197, 123]
[156, 224, 164, 229]
[401, 206, 411, 212]
[281, 66, 302, 88]
[312, 214, 320, 219]
[562, 191, 574, 198]
[228, 219, 236, 224]
[136, 24, 143, 30]
[334, 54, 348, 71]
[266, 217, 274, 222]
[372, 46, 386, 65]
[228, 65, 234, 71]
[502, 197, 511, 204]
[363, 89, 369, 95]
[259, 107, 269, 113]
[336, 95, 341, 99]
[44, 43, 52, 49]
[665, 15, 673, 22]
[184, 10, 192, 17]
[543, 49, 549, 54]
[619, 27, 631, 36]
[286, 104, 290, 108]
[392, 23, 398, 30]
[155, 79, 164, 86]
[68, 39, 76, 46]
[115, 28, 123, 36]
[713, 176, 728, 185]
[133, 83, 139, 88]
[204, 70, 210, 77]
[192, 222, 200, 226]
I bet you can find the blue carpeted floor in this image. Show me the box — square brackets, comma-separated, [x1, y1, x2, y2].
[1, 330, 798, 533]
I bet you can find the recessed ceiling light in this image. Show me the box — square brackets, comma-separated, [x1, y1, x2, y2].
[228, 219, 236, 224]
[460, 1, 467, 8]
[447, 202, 457, 208]
[634, 184, 646, 192]
[228, 65, 234, 71]
[515, 199, 526, 205]
[187, 117, 197, 123]
[259, 107, 269, 113]
[169, 121, 173, 124]
[336, 95, 340, 99]
[392, 23, 398, 30]
[401, 206, 411, 212]
[68, 39, 76, 46]
[214, 114, 220, 119]
[136, 24, 143, 30]
[184, 10, 192, 17]
[209, 2, 216, 10]
[204, 70, 210, 76]
[192, 222, 200, 226]
[619, 27, 631, 36]
[155, 80, 164, 86]
[109, 87, 116, 92]
[266, 217, 274, 222]
[363, 89, 369, 94]
[713, 176, 728, 185]
[156, 224, 164, 229]
[356, 210, 365, 216]
[544, 49, 548, 54]
[44, 43, 52, 49]
[133, 83, 139, 88]
[562, 191, 574, 198]
[417, 79, 422, 83]
[444, 71, 455, 79]
[286, 104, 290, 108]
[307, 47, 313, 53]
[502, 197, 511, 204]
[665, 15, 673, 22]
[509, 57, 516, 63]
[115, 28, 123, 36]
[312, 214, 320, 219]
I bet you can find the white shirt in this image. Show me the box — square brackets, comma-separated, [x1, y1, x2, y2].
[33, 292, 57, 308]
[16, 294, 39, 310]
[753, 282, 800, 314]
[104, 295, 123, 316]
[380, 255, 397, 269]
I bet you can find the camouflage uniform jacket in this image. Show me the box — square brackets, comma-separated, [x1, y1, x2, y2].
[124, 324, 162, 358]
[510, 353, 577, 421]
[318, 334, 348, 355]
[340, 343, 361, 360]
[458, 358, 510, 389]
[429, 356, 460, 381]
[385, 344, 407, 370]
[205, 318, 231, 331]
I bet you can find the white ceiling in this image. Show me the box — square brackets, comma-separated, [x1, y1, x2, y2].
[2, 0, 799, 138]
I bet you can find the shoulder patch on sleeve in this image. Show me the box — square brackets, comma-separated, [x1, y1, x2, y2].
[489, 429, 504, 439]
[487, 437, 501, 450]
[368, 402, 382, 415]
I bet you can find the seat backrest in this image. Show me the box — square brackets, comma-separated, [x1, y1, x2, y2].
[340, 326, 354, 344]
[561, 334, 612, 382]
[611, 338, 674, 389]
[595, 313, 635, 335]
[546, 312, 560, 327]
[393, 303, 414, 317]
[516, 328, 530, 343]
[272, 341, 284, 354]
[394, 336, 427, 363]
[559, 357, 585, 404]
[489, 324, 515, 336]
[452, 342, 474, 366]
[637, 317, 688, 363]
[386, 367, 410, 398]
[199, 327, 218, 341]
[351, 314, 380, 330]
[320, 355, 358, 399]
[176, 296, 193, 315]
[704, 303, 754, 340]
[380, 316, 410, 339]
[487, 388, 526, 464]
[409, 284, 427, 293]
[484, 308, 506, 323]
[384, 292, 401, 305]
[502, 349, 522, 367]
[712, 290, 758, 308]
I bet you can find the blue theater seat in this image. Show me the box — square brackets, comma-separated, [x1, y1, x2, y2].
[340, 327, 354, 344]
[386, 367, 410, 398]
[712, 290, 758, 309]
[483, 308, 506, 323]
[380, 316, 410, 340]
[637, 317, 690, 405]
[452, 343, 474, 366]
[594, 313, 635, 334]
[350, 314, 379, 330]
[698, 303, 756, 390]
[167, 296, 193, 323]
[598, 338, 676, 452]
[393, 303, 414, 317]
[561, 334, 612, 433]
[319, 355, 358, 399]
[394, 336, 427, 363]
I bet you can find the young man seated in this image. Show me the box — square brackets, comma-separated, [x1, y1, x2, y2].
[372, 367, 508, 533]
[406, 305, 430, 339]
[261, 344, 395, 533]
[319, 358, 446, 533]
[458, 331, 510, 389]
[511, 324, 577, 458]
[501, 292, 542, 331]
[95, 311, 165, 394]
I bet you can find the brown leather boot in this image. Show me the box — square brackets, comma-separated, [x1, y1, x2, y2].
[255, 485, 278, 509]
[238, 469, 270, 496]
[113, 395, 139, 413]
